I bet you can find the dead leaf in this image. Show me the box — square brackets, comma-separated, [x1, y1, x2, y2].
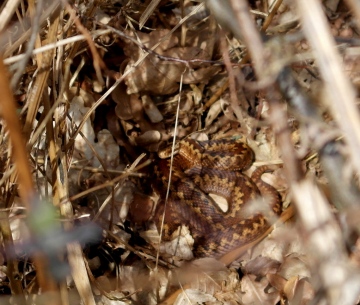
[244, 256, 281, 277]
[123, 29, 221, 95]
[174, 289, 216, 305]
[241, 274, 280, 305]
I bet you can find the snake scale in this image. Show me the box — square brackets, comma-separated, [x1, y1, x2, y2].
[153, 138, 282, 258]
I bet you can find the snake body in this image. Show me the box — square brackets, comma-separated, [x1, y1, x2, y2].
[153, 138, 281, 258]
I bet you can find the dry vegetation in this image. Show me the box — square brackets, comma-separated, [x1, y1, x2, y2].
[1, 0, 360, 304]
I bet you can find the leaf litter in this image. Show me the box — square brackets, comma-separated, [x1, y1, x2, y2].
[1, 0, 360, 304]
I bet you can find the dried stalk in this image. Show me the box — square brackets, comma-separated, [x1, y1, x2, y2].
[225, 0, 360, 303]
[296, 0, 360, 179]
[0, 56, 59, 298]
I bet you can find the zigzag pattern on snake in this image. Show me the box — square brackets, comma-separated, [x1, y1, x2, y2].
[153, 138, 282, 258]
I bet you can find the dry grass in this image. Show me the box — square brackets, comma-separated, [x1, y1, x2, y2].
[0, 0, 360, 304]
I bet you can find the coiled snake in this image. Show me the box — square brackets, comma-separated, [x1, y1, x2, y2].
[153, 138, 281, 258]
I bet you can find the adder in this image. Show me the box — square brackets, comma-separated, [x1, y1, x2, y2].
[152, 138, 282, 258]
